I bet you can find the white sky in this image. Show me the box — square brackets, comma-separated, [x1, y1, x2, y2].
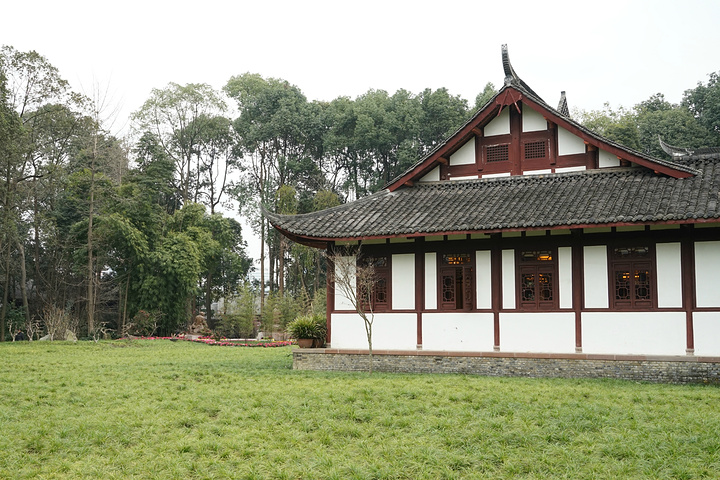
[4, 0, 720, 276]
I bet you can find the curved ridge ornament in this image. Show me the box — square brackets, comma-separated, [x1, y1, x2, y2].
[658, 135, 694, 157]
[501, 44, 518, 86]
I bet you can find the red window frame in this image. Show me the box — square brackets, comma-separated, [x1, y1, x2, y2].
[358, 255, 390, 312]
[517, 249, 558, 310]
[438, 253, 474, 311]
[609, 246, 655, 309]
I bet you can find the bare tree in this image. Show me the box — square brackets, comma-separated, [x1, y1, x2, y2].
[328, 248, 378, 373]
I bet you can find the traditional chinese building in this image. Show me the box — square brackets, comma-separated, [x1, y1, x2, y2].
[265, 46, 720, 382]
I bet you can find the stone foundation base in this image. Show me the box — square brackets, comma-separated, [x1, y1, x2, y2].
[293, 349, 720, 384]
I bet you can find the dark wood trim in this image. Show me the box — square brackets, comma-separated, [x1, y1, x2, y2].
[510, 106, 522, 175]
[681, 225, 696, 352]
[326, 244, 334, 345]
[415, 239, 425, 347]
[571, 231, 584, 351]
[491, 235, 502, 350]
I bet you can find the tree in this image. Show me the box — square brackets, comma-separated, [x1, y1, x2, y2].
[131, 82, 227, 205]
[329, 248, 378, 374]
[225, 73, 312, 304]
[683, 71, 720, 136]
[0, 69, 27, 341]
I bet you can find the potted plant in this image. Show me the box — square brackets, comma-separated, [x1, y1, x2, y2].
[287, 314, 326, 348]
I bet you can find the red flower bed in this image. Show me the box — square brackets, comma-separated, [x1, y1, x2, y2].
[189, 337, 293, 348]
[135, 336, 292, 347]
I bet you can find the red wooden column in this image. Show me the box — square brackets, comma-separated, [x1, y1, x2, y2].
[680, 226, 695, 354]
[571, 230, 584, 352]
[491, 234, 502, 350]
[325, 244, 335, 346]
[415, 238, 425, 349]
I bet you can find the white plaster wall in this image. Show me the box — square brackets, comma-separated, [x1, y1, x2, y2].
[656, 243, 682, 308]
[582, 312, 686, 355]
[500, 312, 576, 353]
[555, 166, 586, 173]
[334, 255, 356, 310]
[419, 165, 440, 182]
[482, 172, 511, 178]
[449, 175, 478, 181]
[485, 108, 510, 136]
[392, 253, 415, 310]
[557, 126, 586, 156]
[522, 107, 546, 132]
[449, 138, 475, 166]
[523, 169, 552, 175]
[502, 249, 516, 309]
[422, 313, 495, 351]
[330, 313, 417, 350]
[584, 245, 609, 308]
[598, 149, 620, 168]
[476, 250, 492, 309]
[558, 246, 573, 309]
[695, 241, 720, 307]
[693, 312, 720, 356]
[425, 253, 437, 310]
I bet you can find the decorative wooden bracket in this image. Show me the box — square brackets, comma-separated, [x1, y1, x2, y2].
[495, 89, 523, 115]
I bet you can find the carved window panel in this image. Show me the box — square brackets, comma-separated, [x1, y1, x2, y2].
[610, 247, 653, 309]
[517, 249, 557, 310]
[439, 254, 474, 311]
[358, 255, 390, 312]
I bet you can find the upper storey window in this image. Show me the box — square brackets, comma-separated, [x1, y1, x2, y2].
[486, 144, 509, 163]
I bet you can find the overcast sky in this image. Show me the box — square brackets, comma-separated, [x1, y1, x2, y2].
[5, 0, 720, 133]
[4, 0, 720, 274]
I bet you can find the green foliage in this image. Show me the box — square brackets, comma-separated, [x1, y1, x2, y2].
[286, 314, 326, 339]
[215, 282, 256, 338]
[126, 309, 162, 337]
[683, 71, 720, 135]
[260, 292, 304, 334]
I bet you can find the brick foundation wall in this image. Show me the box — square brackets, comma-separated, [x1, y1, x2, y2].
[293, 349, 720, 384]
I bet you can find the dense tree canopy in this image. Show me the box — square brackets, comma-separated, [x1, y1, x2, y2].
[2, 43, 718, 340]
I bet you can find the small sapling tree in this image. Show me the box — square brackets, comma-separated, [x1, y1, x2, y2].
[329, 248, 378, 373]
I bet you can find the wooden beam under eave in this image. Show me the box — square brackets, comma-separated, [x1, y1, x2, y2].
[472, 127, 483, 137]
[437, 157, 449, 165]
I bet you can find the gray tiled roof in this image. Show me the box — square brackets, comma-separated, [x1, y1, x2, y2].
[266, 159, 720, 241]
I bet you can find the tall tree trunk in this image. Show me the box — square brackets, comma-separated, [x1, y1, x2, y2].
[278, 239, 285, 297]
[260, 217, 265, 316]
[205, 272, 213, 323]
[87, 136, 97, 336]
[15, 238, 30, 326]
[1, 245, 10, 342]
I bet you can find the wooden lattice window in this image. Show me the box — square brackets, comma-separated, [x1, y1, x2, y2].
[610, 247, 653, 309]
[439, 253, 473, 311]
[486, 144, 509, 163]
[359, 255, 389, 312]
[523, 140, 546, 160]
[518, 250, 556, 310]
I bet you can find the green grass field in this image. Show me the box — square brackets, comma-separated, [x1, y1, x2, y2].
[1, 340, 719, 479]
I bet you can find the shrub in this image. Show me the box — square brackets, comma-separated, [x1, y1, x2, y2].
[286, 314, 326, 340]
[214, 313, 254, 339]
[127, 310, 162, 337]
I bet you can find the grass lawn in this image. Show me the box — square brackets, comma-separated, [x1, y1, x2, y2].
[1, 341, 719, 479]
